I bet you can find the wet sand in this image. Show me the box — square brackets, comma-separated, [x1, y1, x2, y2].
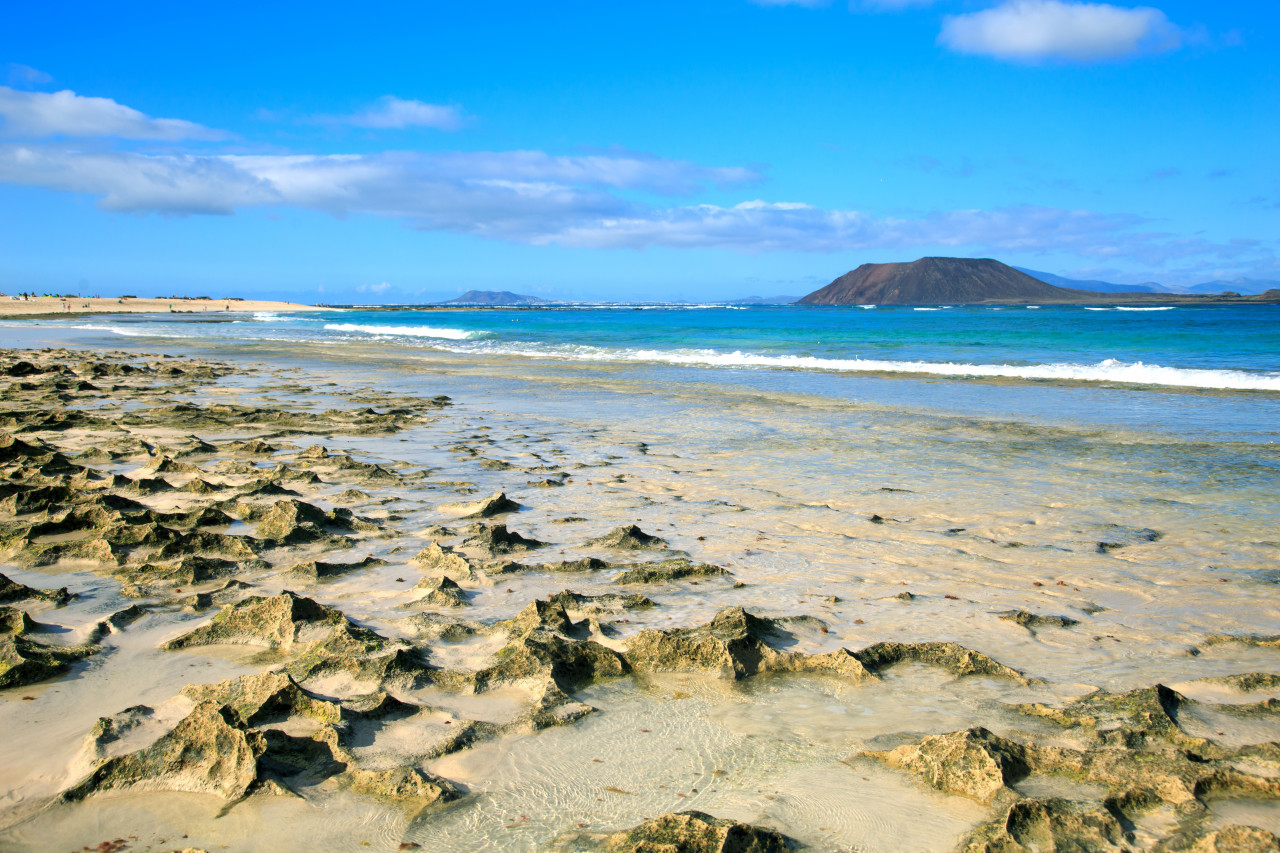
[1, 334, 1278, 853]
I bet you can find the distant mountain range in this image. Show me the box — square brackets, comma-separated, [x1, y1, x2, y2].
[727, 295, 802, 305]
[1015, 267, 1280, 296]
[1012, 267, 1163, 294]
[442, 290, 551, 305]
[798, 258, 1280, 305]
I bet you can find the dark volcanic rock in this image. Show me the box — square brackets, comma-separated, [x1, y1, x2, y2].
[798, 257, 1097, 306]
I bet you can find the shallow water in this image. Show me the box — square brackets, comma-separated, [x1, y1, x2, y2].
[1, 323, 1278, 851]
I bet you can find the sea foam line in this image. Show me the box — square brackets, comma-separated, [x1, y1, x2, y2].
[428, 341, 1280, 391]
[324, 323, 482, 340]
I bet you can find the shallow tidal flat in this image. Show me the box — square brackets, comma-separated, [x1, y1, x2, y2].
[1, 340, 1278, 853]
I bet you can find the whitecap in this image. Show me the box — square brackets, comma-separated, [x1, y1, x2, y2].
[323, 323, 483, 340]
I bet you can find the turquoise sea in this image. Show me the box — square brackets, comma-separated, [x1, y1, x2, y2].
[26, 302, 1278, 442]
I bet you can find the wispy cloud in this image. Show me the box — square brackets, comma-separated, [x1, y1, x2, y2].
[748, 0, 830, 7]
[6, 64, 53, 88]
[0, 146, 754, 219]
[0, 86, 225, 140]
[320, 96, 466, 131]
[0, 87, 1268, 277]
[0, 142, 1165, 258]
[858, 0, 941, 10]
[939, 0, 1182, 62]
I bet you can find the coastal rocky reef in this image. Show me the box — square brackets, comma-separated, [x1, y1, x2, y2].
[1, 346, 1277, 852]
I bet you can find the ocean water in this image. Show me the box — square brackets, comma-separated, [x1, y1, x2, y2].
[4, 306, 1280, 851]
[15, 302, 1280, 441]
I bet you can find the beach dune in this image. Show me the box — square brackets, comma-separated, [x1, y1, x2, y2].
[0, 295, 333, 318]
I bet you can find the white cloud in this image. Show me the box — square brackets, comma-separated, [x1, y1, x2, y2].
[0, 145, 754, 224]
[0, 142, 1157, 258]
[939, 0, 1182, 62]
[0, 86, 225, 140]
[326, 96, 465, 131]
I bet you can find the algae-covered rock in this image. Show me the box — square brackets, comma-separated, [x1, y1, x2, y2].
[121, 554, 268, 586]
[626, 607, 867, 681]
[963, 798, 1130, 853]
[412, 542, 479, 580]
[164, 591, 358, 652]
[288, 556, 388, 580]
[488, 557, 613, 575]
[462, 523, 546, 556]
[1015, 684, 1198, 748]
[1200, 634, 1280, 651]
[0, 571, 70, 605]
[0, 605, 98, 688]
[587, 524, 669, 551]
[343, 767, 463, 805]
[873, 727, 1030, 802]
[999, 610, 1080, 629]
[602, 810, 793, 853]
[470, 626, 627, 694]
[61, 701, 267, 801]
[180, 671, 342, 727]
[414, 576, 470, 608]
[1186, 825, 1280, 853]
[546, 590, 655, 615]
[853, 641, 1028, 683]
[437, 491, 520, 518]
[500, 600, 582, 638]
[252, 498, 355, 545]
[613, 558, 729, 585]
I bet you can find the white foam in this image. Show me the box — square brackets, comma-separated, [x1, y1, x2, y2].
[68, 324, 147, 337]
[426, 341, 1280, 392]
[324, 323, 482, 340]
[1116, 306, 1176, 311]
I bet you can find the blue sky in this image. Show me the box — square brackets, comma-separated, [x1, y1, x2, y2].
[1, 0, 1275, 302]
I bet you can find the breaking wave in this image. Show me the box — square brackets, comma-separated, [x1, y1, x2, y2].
[324, 323, 483, 340]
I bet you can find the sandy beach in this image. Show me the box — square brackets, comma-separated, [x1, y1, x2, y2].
[0, 322, 1277, 853]
[0, 296, 333, 318]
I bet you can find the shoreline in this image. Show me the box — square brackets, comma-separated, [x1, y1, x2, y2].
[0, 295, 336, 318]
[1, 335, 1278, 851]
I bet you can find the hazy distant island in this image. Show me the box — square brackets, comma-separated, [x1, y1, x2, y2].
[442, 290, 552, 306]
[797, 257, 1280, 306]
